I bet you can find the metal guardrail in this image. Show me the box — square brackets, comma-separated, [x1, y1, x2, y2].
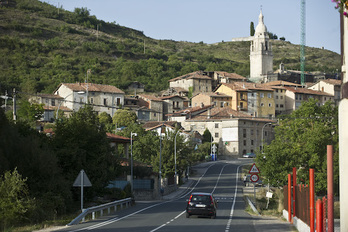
[67, 197, 133, 225]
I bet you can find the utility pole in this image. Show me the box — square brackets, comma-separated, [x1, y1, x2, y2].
[340, 9, 348, 232]
[12, 88, 16, 121]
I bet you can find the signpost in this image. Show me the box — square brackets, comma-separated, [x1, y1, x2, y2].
[249, 163, 260, 202]
[211, 144, 217, 161]
[73, 170, 92, 212]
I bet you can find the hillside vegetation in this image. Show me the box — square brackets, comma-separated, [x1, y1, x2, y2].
[0, 0, 341, 95]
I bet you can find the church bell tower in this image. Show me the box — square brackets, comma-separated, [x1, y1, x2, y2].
[249, 10, 273, 82]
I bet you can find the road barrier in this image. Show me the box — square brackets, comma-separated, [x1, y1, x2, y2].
[67, 198, 133, 225]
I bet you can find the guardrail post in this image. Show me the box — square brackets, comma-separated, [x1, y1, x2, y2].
[92, 211, 95, 220]
[114, 205, 117, 211]
[121, 203, 123, 210]
[100, 209, 103, 217]
[310, 169, 315, 232]
[288, 174, 292, 223]
[108, 207, 110, 214]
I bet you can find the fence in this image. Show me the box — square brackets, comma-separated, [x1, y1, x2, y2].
[67, 198, 133, 225]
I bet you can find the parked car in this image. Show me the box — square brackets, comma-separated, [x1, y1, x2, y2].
[243, 153, 256, 158]
[186, 192, 217, 219]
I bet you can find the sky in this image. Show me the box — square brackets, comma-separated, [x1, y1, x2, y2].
[41, 0, 341, 54]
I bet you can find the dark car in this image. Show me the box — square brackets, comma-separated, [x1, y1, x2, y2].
[186, 192, 217, 219]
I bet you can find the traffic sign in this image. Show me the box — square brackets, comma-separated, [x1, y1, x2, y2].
[250, 174, 259, 183]
[249, 163, 260, 174]
[73, 169, 92, 187]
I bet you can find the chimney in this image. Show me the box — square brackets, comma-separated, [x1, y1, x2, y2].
[207, 108, 211, 119]
[200, 103, 204, 108]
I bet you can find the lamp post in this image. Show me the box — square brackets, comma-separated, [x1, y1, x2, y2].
[56, 91, 84, 120]
[159, 124, 164, 196]
[130, 132, 137, 193]
[261, 122, 273, 151]
[174, 130, 180, 186]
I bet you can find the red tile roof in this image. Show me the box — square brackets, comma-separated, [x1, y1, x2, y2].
[215, 71, 247, 80]
[168, 71, 213, 82]
[221, 82, 274, 91]
[321, 79, 342, 86]
[59, 83, 125, 94]
[284, 87, 334, 96]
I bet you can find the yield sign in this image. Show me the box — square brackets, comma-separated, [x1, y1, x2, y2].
[249, 163, 260, 174]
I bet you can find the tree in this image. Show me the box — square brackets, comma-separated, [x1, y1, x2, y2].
[17, 100, 44, 124]
[255, 99, 338, 194]
[112, 108, 137, 127]
[52, 105, 119, 197]
[0, 169, 33, 230]
[250, 21, 255, 36]
[98, 112, 113, 132]
[202, 128, 212, 143]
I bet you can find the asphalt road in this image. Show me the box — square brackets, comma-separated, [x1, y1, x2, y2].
[56, 160, 293, 232]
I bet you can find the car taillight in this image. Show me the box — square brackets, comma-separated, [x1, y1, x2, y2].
[188, 195, 193, 204]
[210, 196, 214, 205]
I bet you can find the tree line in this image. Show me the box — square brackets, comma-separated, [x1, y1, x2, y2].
[0, 104, 213, 230]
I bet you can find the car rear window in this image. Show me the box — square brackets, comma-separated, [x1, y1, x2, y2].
[190, 195, 211, 203]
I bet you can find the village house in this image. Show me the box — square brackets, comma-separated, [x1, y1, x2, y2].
[54, 83, 125, 117]
[215, 82, 275, 118]
[138, 94, 164, 121]
[179, 106, 275, 157]
[159, 95, 189, 119]
[308, 79, 342, 105]
[191, 92, 232, 108]
[168, 71, 213, 96]
[30, 93, 66, 122]
[283, 87, 334, 112]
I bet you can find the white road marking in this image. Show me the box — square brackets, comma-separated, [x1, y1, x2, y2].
[225, 164, 242, 232]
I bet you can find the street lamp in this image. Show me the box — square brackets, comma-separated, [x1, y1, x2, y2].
[174, 130, 180, 186]
[130, 132, 137, 193]
[56, 91, 85, 120]
[159, 124, 164, 196]
[261, 122, 273, 151]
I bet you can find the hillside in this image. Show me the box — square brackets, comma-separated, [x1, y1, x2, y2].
[0, 0, 341, 95]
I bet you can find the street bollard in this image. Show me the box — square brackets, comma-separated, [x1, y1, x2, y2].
[316, 199, 323, 232]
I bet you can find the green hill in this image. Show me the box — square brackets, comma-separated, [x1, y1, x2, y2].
[0, 0, 341, 95]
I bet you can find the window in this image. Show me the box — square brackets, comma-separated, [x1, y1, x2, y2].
[268, 103, 272, 107]
[260, 103, 264, 107]
[280, 96, 283, 99]
[243, 140, 246, 146]
[276, 89, 279, 93]
[90, 98, 94, 104]
[215, 133, 219, 138]
[251, 140, 254, 145]
[220, 102, 224, 107]
[260, 93, 264, 98]
[45, 99, 49, 104]
[280, 104, 284, 108]
[116, 98, 121, 106]
[268, 93, 272, 98]
[104, 98, 107, 106]
[243, 129, 246, 138]
[251, 129, 254, 135]
[276, 104, 279, 108]
[276, 96, 279, 99]
[215, 123, 219, 128]
[80, 97, 83, 103]
[51, 99, 55, 106]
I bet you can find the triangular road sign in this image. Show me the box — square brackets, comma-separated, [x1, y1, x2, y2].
[249, 163, 260, 174]
[73, 170, 92, 187]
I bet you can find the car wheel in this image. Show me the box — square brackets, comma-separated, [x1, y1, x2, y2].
[186, 212, 190, 218]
